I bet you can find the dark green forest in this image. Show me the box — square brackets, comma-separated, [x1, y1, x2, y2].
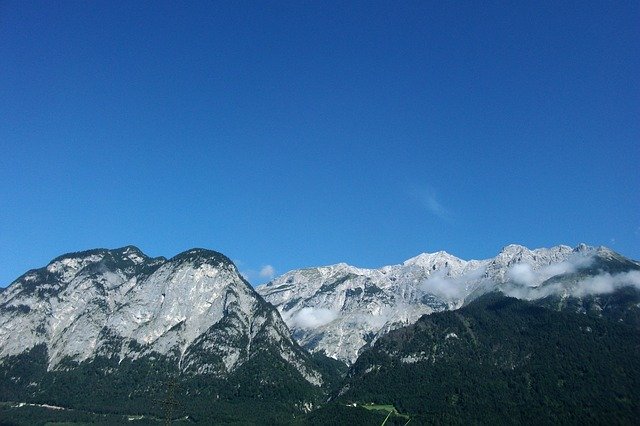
[0, 343, 342, 425]
[333, 293, 640, 424]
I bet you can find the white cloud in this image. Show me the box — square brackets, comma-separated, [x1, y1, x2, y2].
[259, 265, 276, 279]
[571, 271, 640, 298]
[543, 261, 575, 277]
[288, 307, 339, 329]
[503, 260, 640, 300]
[507, 264, 536, 287]
[505, 255, 595, 290]
[420, 274, 464, 299]
[362, 311, 390, 329]
[418, 267, 485, 300]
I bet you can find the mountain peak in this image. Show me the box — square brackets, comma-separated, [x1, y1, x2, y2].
[497, 244, 578, 261]
[403, 251, 462, 269]
[44, 249, 112, 282]
[169, 248, 235, 268]
[46, 246, 153, 270]
[499, 244, 530, 255]
[48, 247, 110, 265]
[112, 244, 146, 257]
[573, 243, 593, 253]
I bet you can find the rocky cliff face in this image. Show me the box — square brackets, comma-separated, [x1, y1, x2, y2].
[257, 244, 640, 363]
[0, 246, 322, 385]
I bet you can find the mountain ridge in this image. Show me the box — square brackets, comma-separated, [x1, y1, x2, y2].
[2, 243, 640, 423]
[257, 243, 640, 363]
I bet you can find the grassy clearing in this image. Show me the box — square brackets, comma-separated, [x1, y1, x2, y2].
[361, 404, 396, 413]
[359, 403, 410, 420]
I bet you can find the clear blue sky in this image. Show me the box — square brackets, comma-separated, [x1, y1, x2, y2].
[1, 1, 638, 286]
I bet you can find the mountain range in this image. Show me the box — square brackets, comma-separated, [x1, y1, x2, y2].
[1, 243, 639, 424]
[257, 243, 640, 363]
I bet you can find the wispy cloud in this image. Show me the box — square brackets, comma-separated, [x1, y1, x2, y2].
[504, 270, 640, 300]
[502, 254, 640, 300]
[419, 266, 486, 300]
[420, 271, 467, 299]
[505, 255, 593, 289]
[412, 186, 451, 220]
[259, 264, 276, 279]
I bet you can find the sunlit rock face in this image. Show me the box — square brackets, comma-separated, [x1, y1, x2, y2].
[258, 244, 639, 364]
[0, 246, 322, 385]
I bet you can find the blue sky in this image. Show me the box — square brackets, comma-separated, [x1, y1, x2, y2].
[1, 1, 638, 286]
